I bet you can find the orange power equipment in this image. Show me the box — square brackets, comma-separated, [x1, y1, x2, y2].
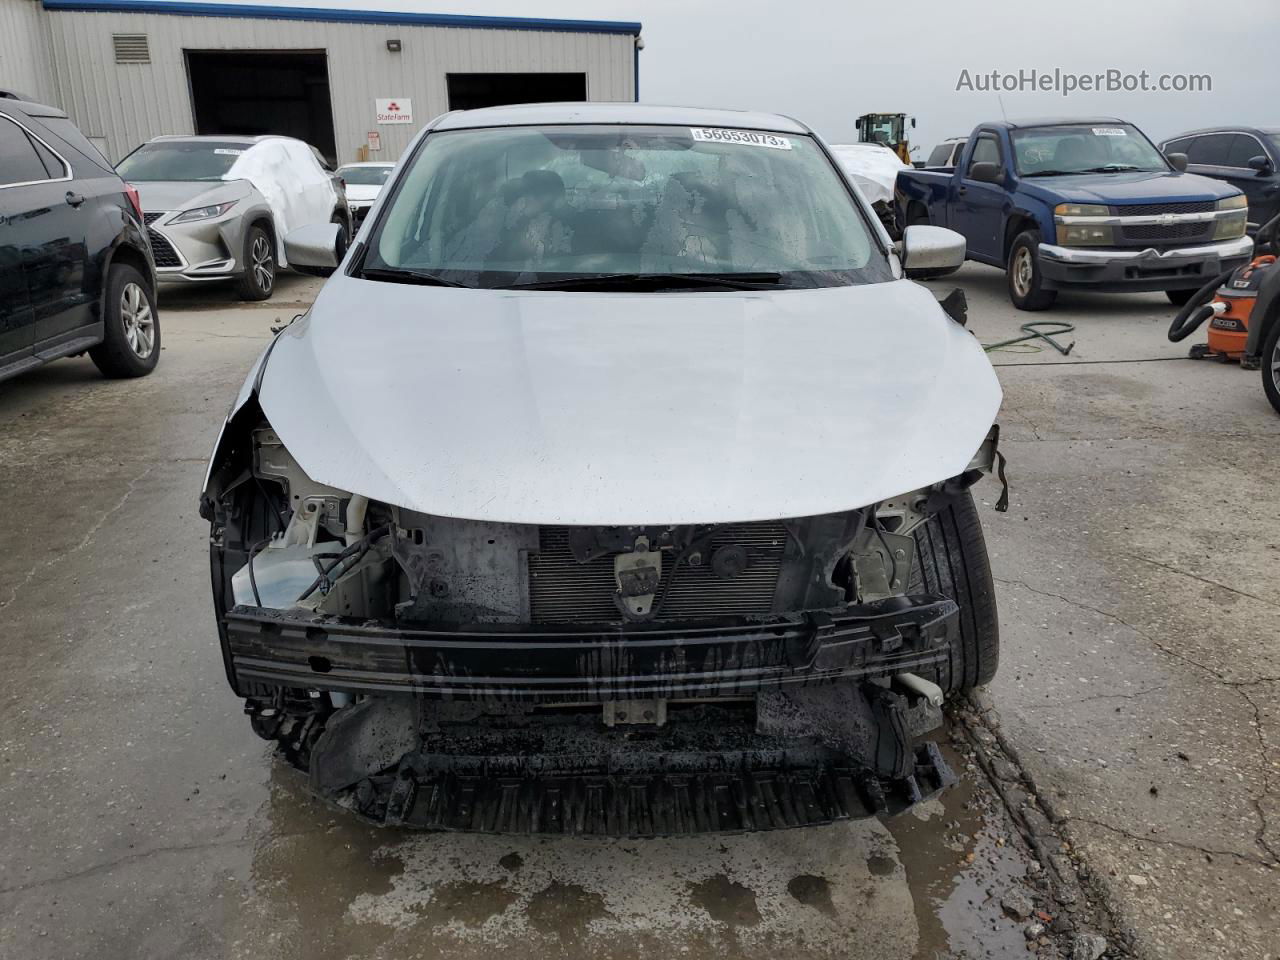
[1169, 215, 1279, 362]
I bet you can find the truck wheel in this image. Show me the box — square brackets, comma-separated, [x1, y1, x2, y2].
[908, 491, 1000, 694]
[1166, 289, 1198, 306]
[89, 264, 160, 378]
[906, 203, 930, 227]
[1007, 230, 1057, 311]
[1262, 317, 1280, 416]
[235, 224, 275, 301]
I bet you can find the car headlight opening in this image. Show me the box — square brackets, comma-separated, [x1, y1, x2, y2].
[171, 200, 239, 224]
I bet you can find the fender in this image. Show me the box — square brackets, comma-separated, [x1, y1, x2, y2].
[1002, 202, 1052, 262]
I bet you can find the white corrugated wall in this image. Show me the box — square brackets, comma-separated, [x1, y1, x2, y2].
[40, 8, 636, 163]
[0, 0, 56, 102]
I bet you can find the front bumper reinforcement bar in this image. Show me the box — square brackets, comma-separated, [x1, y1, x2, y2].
[223, 593, 959, 700]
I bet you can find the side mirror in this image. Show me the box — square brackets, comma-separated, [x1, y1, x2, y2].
[911, 117, 917, 129]
[1248, 155, 1273, 175]
[968, 161, 1001, 184]
[283, 222, 345, 277]
[898, 224, 966, 279]
[1165, 152, 1188, 172]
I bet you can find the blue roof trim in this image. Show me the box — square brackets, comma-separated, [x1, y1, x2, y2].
[41, 0, 642, 35]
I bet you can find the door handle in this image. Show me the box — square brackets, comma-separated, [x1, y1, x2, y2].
[65, 191, 85, 208]
[957, 186, 968, 196]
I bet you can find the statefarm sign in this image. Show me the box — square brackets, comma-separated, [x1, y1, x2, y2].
[375, 98, 413, 125]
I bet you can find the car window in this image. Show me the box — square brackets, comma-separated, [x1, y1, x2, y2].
[1186, 133, 1234, 165]
[927, 143, 955, 167]
[365, 124, 892, 290]
[966, 135, 1001, 175]
[30, 136, 66, 179]
[338, 165, 393, 185]
[0, 114, 57, 186]
[1162, 137, 1193, 155]
[116, 140, 246, 181]
[1011, 124, 1168, 174]
[1226, 134, 1267, 168]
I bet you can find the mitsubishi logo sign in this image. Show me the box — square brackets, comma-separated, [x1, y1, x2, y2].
[375, 98, 414, 125]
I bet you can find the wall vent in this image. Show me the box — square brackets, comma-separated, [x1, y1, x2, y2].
[112, 34, 150, 64]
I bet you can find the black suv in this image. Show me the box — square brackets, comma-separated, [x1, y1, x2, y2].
[1, 96, 159, 384]
[1160, 126, 1280, 235]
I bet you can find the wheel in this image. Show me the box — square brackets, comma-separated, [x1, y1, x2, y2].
[1166, 288, 1198, 307]
[235, 224, 275, 301]
[905, 203, 930, 227]
[1007, 230, 1057, 311]
[89, 264, 160, 378]
[1262, 317, 1280, 415]
[908, 491, 1000, 694]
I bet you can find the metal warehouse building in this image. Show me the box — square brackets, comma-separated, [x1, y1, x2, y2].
[0, 0, 641, 163]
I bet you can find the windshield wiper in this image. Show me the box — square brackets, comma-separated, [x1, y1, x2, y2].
[358, 266, 472, 288]
[1080, 164, 1145, 173]
[1021, 169, 1078, 178]
[499, 271, 786, 291]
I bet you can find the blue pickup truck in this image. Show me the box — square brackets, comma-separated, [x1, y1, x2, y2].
[895, 117, 1252, 309]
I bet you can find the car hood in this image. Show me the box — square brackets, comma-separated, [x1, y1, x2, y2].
[344, 184, 382, 203]
[132, 179, 250, 216]
[254, 277, 1002, 525]
[1018, 170, 1239, 206]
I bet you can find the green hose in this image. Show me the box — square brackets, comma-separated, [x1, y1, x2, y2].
[983, 321, 1075, 355]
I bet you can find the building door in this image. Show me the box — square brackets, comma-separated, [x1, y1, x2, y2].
[185, 50, 337, 165]
[446, 73, 587, 111]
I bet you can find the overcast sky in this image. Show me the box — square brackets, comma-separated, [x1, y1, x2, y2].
[219, 0, 1278, 151]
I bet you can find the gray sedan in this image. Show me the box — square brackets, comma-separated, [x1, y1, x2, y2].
[116, 135, 349, 300]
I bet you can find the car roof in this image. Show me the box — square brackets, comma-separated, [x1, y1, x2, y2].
[987, 117, 1127, 130]
[0, 97, 68, 119]
[1159, 126, 1277, 140]
[432, 102, 811, 135]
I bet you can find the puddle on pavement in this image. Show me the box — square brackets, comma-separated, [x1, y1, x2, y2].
[226, 722, 1044, 960]
[887, 735, 1045, 959]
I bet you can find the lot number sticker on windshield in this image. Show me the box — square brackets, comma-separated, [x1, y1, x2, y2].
[691, 128, 792, 150]
[214, 148, 244, 155]
[1091, 127, 1127, 136]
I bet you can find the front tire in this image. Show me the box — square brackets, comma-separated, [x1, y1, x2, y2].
[1261, 317, 1280, 416]
[235, 224, 275, 301]
[89, 264, 160, 378]
[909, 491, 1000, 694]
[1007, 230, 1057, 311]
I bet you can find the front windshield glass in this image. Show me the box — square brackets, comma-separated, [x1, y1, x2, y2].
[116, 141, 246, 181]
[1011, 124, 1168, 176]
[338, 165, 392, 185]
[362, 124, 890, 290]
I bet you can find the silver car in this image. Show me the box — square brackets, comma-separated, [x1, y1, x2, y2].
[116, 135, 350, 300]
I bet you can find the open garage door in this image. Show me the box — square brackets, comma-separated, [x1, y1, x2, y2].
[447, 73, 587, 111]
[186, 50, 337, 165]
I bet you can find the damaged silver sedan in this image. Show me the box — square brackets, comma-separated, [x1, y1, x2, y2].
[200, 103, 1004, 836]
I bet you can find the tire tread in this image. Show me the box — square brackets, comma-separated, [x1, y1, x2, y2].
[908, 492, 999, 693]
